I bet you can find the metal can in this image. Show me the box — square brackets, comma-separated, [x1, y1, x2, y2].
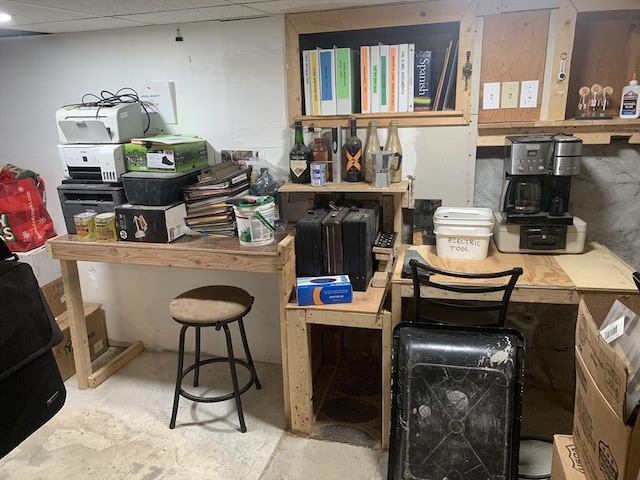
[74, 212, 97, 241]
[95, 212, 118, 243]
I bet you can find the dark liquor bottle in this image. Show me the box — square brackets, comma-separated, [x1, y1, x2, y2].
[344, 118, 362, 182]
[289, 121, 312, 183]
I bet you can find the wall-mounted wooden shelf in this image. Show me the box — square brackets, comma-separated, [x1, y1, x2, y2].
[293, 111, 466, 129]
[477, 119, 640, 146]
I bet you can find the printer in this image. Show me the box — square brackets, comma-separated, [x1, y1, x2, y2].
[56, 103, 144, 144]
[58, 144, 126, 183]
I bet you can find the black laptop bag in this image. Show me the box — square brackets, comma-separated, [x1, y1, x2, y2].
[0, 242, 66, 459]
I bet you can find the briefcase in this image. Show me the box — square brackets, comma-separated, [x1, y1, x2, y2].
[295, 209, 329, 277]
[321, 207, 349, 275]
[342, 208, 377, 291]
[0, 242, 66, 458]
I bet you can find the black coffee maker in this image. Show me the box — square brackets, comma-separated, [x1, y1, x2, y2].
[496, 134, 584, 252]
[500, 134, 581, 225]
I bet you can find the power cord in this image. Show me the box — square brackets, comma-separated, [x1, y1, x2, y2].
[61, 87, 151, 133]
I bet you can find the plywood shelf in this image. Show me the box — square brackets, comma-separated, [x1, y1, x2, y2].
[294, 111, 467, 128]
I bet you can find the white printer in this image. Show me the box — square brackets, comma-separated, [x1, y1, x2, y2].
[56, 103, 144, 144]
[58, 144, 127, 183]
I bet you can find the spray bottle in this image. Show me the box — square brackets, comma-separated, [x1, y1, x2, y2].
[620, 73, 640, 119]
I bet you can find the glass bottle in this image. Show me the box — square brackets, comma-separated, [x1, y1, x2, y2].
[289, 120, 312, 184]
[312, 137, 330, 182]
[384, 119, 402, 183]
[344, 118, 362, 182]
[363, 120, 380, 183]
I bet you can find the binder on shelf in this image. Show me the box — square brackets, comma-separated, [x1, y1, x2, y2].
[318, 48, 336, 116]
[407, 43, 415, 112]
[370, 44, 381, 114]
[389, 44, 399, 113]
[398, 43, 409, 113]
[302, 50, 312, 116]
[335, 47, 360, 115]
[309, 49, 321, 115]
[360, 46, 370, 114]
[442, 41, 459, 111]
[414, 49, 433, 112]
[379, 44, 389, 113]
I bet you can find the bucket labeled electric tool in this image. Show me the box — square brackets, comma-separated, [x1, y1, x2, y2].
[233, 196, 276, 247]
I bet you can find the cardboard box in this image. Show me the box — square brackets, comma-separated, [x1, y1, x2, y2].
[16, 245, 61, 287]
[115, 201, 187, 243]
[572, 294, 640, 480]
[575, 295, 640, 422]
[51, 303, 109, 381]
[296, 275, 353, 306]
[552, 435, 586, 480]
[41, 277, 66, 317]
[124, 136, 209, 173]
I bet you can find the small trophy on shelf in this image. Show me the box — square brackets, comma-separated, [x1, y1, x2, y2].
[576, 83, 613, 119]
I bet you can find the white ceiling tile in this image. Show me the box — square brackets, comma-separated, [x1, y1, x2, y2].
[4, 0, 235, 16]
[244, 0, 403, 15]
[10, 17, 150, 33]
[119, 4, 266, 24]
[0, 1, 93, 26]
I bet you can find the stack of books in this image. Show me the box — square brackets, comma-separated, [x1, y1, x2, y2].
[183, 162, 251, 236]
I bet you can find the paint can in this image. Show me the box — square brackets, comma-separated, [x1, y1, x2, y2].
[95, 212, 118, 243]
[74, 211, 97, 241]
[233, 196, 276, 247]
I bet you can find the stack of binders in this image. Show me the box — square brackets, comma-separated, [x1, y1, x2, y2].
[182, 162, 251, 236]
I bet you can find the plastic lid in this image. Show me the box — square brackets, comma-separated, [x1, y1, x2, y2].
[631, 73, 638, 85]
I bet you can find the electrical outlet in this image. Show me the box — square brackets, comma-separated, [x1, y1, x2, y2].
[482, 82, 500, 110]
[501, 82, 519, 109]
[520, 80, 539, 108]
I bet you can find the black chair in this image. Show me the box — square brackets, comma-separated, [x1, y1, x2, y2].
[409, 258, 523, 328]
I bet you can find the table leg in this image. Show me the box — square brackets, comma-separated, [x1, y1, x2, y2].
[285, 307, 313, 434]
[381, 309, 392, 450]
[60, 259, 91, 390]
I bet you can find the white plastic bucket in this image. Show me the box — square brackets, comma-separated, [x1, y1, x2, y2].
[233, 196, 276, 247]
[433, 207, 495, 260]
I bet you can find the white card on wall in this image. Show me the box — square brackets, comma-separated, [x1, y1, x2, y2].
[133, 81, 177, 124]
[520, 80, 539, 108]
[483, 82, 500, 110]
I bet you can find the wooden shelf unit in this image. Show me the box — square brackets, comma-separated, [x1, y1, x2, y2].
[477, 0, 640, 146]
[284, 0, 476, 127]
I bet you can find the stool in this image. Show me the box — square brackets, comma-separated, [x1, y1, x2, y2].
[168, 285, 261, 432]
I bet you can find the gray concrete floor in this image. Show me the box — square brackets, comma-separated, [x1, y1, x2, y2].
[0, 350, 389, 480]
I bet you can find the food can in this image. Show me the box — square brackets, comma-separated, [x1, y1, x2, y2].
[74, 212, 97, 241]
[95, 212, 118, 243]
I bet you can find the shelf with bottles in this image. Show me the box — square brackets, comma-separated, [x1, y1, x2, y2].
[284, 1, 476, 128]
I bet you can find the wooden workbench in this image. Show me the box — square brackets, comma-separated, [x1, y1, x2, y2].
[46, 233, 297, 422]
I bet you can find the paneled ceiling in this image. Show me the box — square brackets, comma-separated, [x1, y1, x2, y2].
[0, 0, 410, 37]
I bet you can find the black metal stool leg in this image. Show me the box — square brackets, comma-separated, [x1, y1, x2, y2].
[237, 317, 261, 389]
[170, 324, 188, 429]
[222, 323, 247, 433]
[194, 326, 201, 387]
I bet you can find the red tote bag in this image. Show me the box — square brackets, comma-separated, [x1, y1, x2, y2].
[0, 177, 56, 252]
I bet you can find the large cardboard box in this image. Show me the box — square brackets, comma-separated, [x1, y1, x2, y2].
[552, 435, 586, 480]
[42, 278, 109, 381]
[115, 202, 187, 243]
[16, 245, 61, 287]
[51, 303, 109, 381]
[573, 294, 640, 480]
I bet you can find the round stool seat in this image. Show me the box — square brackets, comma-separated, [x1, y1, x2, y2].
[170, 285, 252, 324]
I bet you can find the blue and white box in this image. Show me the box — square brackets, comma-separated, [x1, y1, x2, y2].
[296, 275, 353, 306]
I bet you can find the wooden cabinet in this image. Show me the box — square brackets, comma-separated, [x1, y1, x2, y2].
[477, 0, 640, 146]
[284, 1, 476, 128]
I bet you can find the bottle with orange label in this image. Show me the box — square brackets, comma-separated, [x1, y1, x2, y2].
[344, 117, 362, 182]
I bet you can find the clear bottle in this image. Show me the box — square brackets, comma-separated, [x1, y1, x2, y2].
[384, 119, 403, 183]
[289, 120, 312, 184]
[620, 73, 640, 119]
[363, 120, 381, 183]
[344, 118, 363, 182]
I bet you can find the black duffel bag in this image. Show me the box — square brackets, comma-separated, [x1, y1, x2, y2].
[0, 241, 66, 459]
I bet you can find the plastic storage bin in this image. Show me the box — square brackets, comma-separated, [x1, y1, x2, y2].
[433, 207, 494, 260]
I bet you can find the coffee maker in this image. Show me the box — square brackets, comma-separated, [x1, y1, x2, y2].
[494, 134, 587, 253]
